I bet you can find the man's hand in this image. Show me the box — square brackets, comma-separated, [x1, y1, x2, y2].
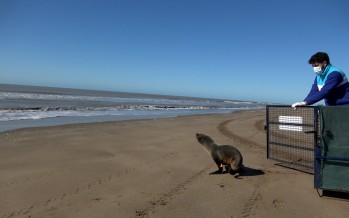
[291, 101, 307, 109]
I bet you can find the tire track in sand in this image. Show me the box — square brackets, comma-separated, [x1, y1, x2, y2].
[217, 118, 264, 149]
[135, 165, 212, 218]
[241, 185, 261, 217]
[1, 149, 188, 218]
[217, 117, 264, 217]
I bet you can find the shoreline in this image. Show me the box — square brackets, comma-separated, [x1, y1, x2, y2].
[1, 109, 348, 218]
[0, 109, 263, 140]
[0, 108, 263, 134]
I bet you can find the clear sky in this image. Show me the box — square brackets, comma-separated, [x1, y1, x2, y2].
[1, 0, 348, 104]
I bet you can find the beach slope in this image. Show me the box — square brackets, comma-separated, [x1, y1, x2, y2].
[1, 110, 348, 218]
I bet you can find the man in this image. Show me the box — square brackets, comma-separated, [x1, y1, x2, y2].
[292, 52, 349, 108]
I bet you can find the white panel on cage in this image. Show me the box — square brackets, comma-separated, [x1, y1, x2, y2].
[278, 116, 303, 131]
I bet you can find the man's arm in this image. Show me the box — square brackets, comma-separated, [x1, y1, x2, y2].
[304, 72, 343, 105]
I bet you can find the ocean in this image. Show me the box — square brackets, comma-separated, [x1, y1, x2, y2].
[0, 84, 267, 132]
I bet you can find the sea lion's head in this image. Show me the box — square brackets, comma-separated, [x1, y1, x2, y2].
[196, 133, 214, 145]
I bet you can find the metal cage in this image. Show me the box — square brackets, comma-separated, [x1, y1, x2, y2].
[266, 105, 318, 174]
[266, 105, 349, 193]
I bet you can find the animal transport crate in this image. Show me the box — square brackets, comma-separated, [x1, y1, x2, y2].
[266, 105, 349, 193]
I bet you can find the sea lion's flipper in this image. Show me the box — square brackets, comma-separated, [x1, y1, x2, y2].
[229, 169, 238, 175]
[211, 154, 224, 172]
[231, 166, 244, 177]
[209, 167, 223, 175]
[234, 173, 242, 179]
[225, 165, 232, 174]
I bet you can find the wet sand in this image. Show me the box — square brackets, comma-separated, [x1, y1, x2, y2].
[1, 110, 348, 218]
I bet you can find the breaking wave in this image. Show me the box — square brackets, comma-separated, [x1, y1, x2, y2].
[0, 105, 259, 122]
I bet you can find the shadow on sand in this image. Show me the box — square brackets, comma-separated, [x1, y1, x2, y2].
[239, 166, 265, 177]
[209, 166, 265, 179]
[319, 190, 349, 201]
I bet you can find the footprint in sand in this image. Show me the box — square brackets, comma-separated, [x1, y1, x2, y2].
[272, 199, 285, 210]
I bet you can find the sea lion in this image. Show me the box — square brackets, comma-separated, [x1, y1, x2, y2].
[196, 133, 243, 175]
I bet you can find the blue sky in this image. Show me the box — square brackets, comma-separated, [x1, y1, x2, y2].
[1, 0, 348, 104]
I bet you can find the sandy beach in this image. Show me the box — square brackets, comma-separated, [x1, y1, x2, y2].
[1, 110, 348, 218]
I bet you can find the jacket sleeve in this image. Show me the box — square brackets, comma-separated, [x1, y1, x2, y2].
[304, 78, 319, 104]
[304, 72, 343, 105]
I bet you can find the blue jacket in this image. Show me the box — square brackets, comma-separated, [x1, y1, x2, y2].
[304, 64, 349, 106]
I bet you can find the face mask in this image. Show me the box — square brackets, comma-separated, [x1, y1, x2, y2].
[313, 66, 323, 75]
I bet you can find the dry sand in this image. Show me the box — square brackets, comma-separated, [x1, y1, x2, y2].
[0, 110, 348, 218]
